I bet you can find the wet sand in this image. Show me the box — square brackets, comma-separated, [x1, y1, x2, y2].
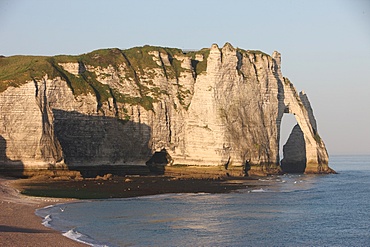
[0, 175, 258, 246]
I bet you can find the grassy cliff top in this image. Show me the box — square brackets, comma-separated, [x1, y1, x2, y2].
[0, 45, 212, 112]
[0, 45, 210, 91]
[0, 45, 269, 111]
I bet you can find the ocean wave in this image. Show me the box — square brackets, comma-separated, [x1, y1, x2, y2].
[133, 192, 211, 201]
[63, 229, 91, 245]
[42, 214, 52, 227]
[38, 205, 112, 247]
[135, 193, 179, 200]
[175, 192, 211, 197]
[250, 188, 266, 193]
[63, 229, 110, 247]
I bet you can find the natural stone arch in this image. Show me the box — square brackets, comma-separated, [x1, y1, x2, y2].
[278, 81, 330, 173]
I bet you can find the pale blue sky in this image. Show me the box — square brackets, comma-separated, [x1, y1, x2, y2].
[1, 0, 369, 155]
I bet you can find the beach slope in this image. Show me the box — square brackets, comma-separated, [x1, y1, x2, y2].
[0, 177, 86, 247]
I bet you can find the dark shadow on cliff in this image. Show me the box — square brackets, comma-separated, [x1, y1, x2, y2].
[52, 110, 157, 177]
[0, 135, 25, 178]
[0, 135, 7, 164]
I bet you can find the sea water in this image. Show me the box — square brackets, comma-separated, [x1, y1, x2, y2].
[36, 155, 370, 246]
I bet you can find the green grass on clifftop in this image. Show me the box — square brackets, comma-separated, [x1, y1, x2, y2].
[0, 56, 59, 92]
[0, 45, 212, 92]
[0, 45, 264, 111]
[184, 48, 210, 75]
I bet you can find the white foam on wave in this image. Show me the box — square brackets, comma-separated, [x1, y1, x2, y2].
[250, 188, 266, 193]
[176, 192, 207, 197]
[63, 229, 92, 245]
[36, 202, 112, 247]
[42, 214, 52, 227]
[63, 229, 112, 247]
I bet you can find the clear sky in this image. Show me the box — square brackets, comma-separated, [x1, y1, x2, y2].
[1, 0, 369, 155]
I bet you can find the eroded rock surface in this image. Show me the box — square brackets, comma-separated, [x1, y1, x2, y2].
[0, 43, 333, 175]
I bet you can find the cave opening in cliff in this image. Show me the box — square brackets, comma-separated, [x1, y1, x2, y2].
[145, 148, 173, 175]
[279, 113, 298, 160]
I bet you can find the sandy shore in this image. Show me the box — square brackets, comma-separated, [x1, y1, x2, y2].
[0, 177, 87, 246]
[0, 174, 260, 246]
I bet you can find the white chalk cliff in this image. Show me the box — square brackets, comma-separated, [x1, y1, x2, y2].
[0, 43, 333, 175]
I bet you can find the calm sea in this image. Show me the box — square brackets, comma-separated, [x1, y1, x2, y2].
[36, 155, 370, 247]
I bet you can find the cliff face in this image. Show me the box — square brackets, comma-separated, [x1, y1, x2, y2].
[0, 43, 333, 175]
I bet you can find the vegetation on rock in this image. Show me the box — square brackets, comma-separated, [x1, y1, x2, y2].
[0, 45, 260, 111]
[0, 56, 58, 92]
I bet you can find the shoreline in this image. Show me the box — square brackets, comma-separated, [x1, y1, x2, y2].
[0, 177, 87, 247]
[0, 174, 263, 246]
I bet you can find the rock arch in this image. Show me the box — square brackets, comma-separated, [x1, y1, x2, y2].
[279, 79, 330, 173]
